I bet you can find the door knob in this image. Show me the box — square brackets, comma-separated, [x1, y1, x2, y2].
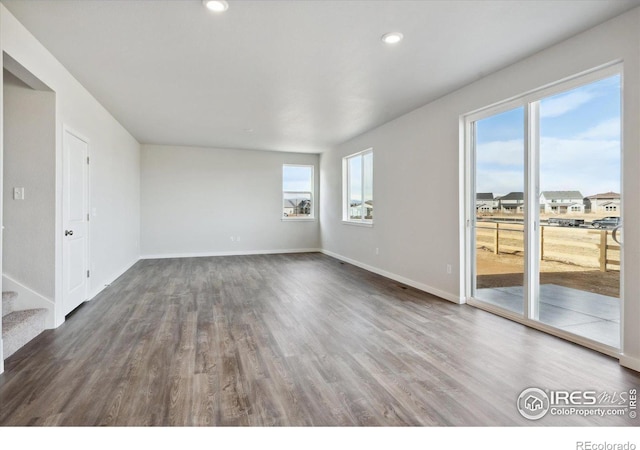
[65, 230, 74, 236]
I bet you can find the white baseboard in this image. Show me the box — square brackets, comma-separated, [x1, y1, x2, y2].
[87, 257, 140, 300]
[140, 248, 322, 260]
[2, 274, 56, 329]
[320, 249, 462, 304]
[619, 354, 640, 373]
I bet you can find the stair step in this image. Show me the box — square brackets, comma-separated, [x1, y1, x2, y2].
[2, 291, 18, 318]
[2, 308, 47, 359]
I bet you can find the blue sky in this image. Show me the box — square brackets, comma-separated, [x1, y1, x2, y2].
[346, 153, 373, 202]
[283, 165, 312, 192]
[476, 75, 621, 198]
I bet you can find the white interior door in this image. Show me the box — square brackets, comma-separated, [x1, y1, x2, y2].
[63, 128, 89, 315]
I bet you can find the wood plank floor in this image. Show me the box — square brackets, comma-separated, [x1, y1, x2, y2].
[0, 253, 638, 426]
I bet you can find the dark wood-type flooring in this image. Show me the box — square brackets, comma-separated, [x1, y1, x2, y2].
[1, 253, 638, 426]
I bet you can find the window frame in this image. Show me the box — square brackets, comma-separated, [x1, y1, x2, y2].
[342, 148, 374, 226]
[282, 164, 315, 221]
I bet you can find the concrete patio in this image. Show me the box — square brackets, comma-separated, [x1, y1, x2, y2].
[476, 284, 620, 348]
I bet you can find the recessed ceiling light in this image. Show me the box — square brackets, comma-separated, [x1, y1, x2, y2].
[381, 32, 403, 44]
[203, 0, 229, 13]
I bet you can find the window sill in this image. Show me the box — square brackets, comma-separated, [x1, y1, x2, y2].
[342, 220, 374, 228]
[282, 218, 316, 222]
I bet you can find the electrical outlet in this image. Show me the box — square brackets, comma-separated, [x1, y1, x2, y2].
[230, 236, 235, 242]
[237, 236, 241, 242]
[446, 264, 452, 275]
[375, 247, 379, 255]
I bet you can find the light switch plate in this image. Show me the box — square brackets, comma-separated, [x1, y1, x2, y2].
[13, 187, 24, 200]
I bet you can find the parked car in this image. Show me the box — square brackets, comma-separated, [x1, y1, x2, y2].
[547, 217, 584, 227]
[591, 216, 621, 228]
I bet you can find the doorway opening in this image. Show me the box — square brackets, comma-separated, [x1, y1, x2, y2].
[2, 54, 56, 363]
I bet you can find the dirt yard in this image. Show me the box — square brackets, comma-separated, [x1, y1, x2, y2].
[476, 223, 620, 268]
[476, 249, 620, 298]
[474, 213, 621, 298]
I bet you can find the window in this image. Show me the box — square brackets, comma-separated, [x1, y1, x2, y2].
[282, 165, 314, 219]
[343, 149, 373, 224]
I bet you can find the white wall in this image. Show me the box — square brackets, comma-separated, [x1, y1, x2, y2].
[141, 144, 319, 257]
[320, 109, 461, 303]
[3, 70, 55, 300]
[0, 4, 141, 336]
[320, 8, 640, 369]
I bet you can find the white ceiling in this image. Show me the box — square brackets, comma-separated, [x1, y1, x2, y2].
[3, 0, 640, 153]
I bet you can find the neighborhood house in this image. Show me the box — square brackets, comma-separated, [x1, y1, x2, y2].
[539, 191, 585, 214]
[283, 198, 311, 217]
[475, 190, 621, 216]
[585, 191, 621, 213]
[497, 192, 524, 213]
[476, 193, 498, 213]
[349, 200, 373, 219]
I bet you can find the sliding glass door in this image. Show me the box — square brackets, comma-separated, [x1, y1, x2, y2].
[467, 66, 622, 351]
[536, 75, 622, 348]
[472, 107, 525, 316]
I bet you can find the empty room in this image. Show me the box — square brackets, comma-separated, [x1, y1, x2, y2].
[1, 0, 640, 442]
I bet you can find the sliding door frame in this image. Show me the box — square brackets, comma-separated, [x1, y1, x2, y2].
[463, 61, 623, 358]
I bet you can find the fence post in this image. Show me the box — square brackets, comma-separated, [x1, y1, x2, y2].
[494, 223, 499, 254]
[599, 230, 607, 272]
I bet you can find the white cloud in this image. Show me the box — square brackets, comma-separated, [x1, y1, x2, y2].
[476, 169, 523, 195]
[540, 90, 594, 118]
[540, 136, 619, 165]
[577, 117, 620, 140]
[476, 136, 620, 197]
[476, 139, 523, 166]
[539, 137, 620, 196]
